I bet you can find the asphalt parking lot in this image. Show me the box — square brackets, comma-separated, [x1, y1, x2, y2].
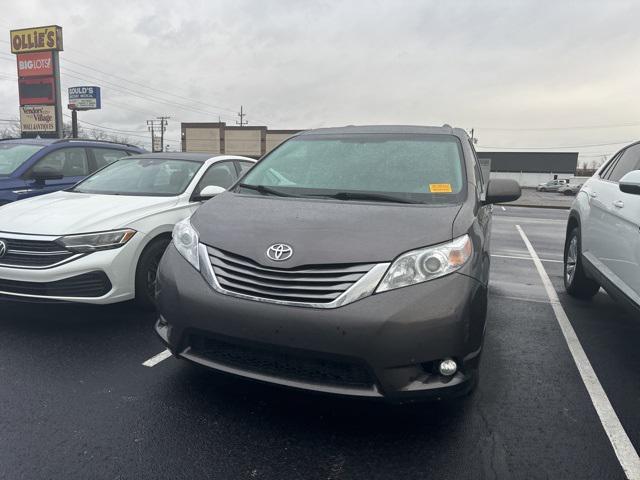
[1, 206, 639, 480]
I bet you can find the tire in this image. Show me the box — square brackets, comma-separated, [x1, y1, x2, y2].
[564, 227, 600, 299]
[135, 237, 171, 310]
[540, 187, 547, 192]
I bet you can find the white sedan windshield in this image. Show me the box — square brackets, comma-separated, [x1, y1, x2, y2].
[73, 158, 200, 196]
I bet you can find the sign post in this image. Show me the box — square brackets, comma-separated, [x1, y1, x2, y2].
[67, 86, 101, 138]
[10, 25, 63, 139]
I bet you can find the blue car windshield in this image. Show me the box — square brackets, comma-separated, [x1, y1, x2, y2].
[0, 144, 44, 176]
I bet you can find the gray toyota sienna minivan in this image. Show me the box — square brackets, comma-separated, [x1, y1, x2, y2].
[155, 125, 520, 402]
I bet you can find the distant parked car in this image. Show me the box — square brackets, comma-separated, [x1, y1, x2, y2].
[536, 179, 567, 192]
[0, 153, 255, 308]
[0, 138, 144, 206]
[558, 183, 583, 195]
[564, 141, 640, 315]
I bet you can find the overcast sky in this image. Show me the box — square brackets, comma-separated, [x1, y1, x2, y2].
[1, 0, 639, 165]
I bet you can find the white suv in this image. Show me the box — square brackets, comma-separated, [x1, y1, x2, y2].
[564, 142, 640, 314]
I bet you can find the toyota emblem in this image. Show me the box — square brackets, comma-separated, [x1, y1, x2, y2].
[266, 243, 293, 261]
[0, 240, 6, 258]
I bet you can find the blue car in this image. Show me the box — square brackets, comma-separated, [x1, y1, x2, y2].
[0, 138, 144, 206]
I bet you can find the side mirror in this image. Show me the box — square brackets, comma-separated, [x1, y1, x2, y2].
[31, 168, 64, 185]
[484, 179, 521, 204]
[619, 170, 640, 195]
[194, 185, 226, 201]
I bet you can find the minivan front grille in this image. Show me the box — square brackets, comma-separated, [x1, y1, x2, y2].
[0, 237, 77, 268]
[206, 246, 375, 304]
[188, 334, 375, 389]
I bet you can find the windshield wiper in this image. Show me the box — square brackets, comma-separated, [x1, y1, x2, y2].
[237, 183, 299, 197]
[321, 191, 418, 204]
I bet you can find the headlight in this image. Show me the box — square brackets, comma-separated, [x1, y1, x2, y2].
[376, 234, 473, 293]
[173, 218, 200, 270]
[57, 229, 136, 253]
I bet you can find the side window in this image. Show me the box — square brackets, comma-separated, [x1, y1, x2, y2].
[236, 160, 254, 177]
[34, 147, 89, 177]
[195, 161, 237, 194]
[600, 152, 622, 180]
[91, 148, 130, 171]
[608, 145, 640, 182]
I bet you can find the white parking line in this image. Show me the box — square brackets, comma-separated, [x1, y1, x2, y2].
[516, 224, 640, 480]
[491, 253, 563, 264]
[142, 349, 172, 367]
[501, 205, 506, 211]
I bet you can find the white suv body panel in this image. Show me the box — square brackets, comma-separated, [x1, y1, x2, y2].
[573, 160, 640, 307]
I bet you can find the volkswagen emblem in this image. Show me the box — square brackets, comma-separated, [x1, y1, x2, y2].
[0, 240, 6, 258]
[266, 243, 293, 261]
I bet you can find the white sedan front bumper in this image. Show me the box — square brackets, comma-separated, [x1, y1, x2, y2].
[0, 233, 146, 304]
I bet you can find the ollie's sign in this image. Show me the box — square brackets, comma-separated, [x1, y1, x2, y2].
[16, 51, 53, 77]
[10, 25, 63, 54]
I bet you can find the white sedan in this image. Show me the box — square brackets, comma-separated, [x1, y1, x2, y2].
[0, 153, 255, 307]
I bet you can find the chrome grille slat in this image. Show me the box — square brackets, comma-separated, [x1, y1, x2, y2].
[7, 249, 70, 256]
[213, 268, 354, 292]
[217, 277, 343, 301]
[210, 257, 363, 283]
[208, 246, 375, 275]
[207, 246, 373, 304]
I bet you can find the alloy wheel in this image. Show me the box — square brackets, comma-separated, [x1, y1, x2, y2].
[565, 235, 578, 285]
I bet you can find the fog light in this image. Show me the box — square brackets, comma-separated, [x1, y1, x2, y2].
[439, 358, 457, 376]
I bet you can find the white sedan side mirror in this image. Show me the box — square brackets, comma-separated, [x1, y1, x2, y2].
[196, 185, 226, 200]
[619, 170, 640, 195]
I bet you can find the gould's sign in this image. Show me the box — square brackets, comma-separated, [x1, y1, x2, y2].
[10, 25, 63, 54]
[68, 86, 101, 110]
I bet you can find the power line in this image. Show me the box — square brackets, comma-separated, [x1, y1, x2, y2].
[0, 35, 271, 124]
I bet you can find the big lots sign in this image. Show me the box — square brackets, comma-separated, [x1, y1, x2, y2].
[16, 51, 53, 77]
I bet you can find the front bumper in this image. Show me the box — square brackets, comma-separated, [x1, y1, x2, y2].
[0, 235, 144, 304]
[156, 245, 488, 402]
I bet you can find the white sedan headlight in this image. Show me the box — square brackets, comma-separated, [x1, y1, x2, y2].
[57, 229, 136, 253]
[376, 234, 473, 293]
[173, 218, 200, 270]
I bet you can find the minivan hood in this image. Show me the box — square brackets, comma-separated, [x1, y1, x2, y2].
[192, 193, 463, 267]
[0, 191, 179, 235]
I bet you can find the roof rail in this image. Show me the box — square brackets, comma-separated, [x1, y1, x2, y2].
[53, 138, 141, 149]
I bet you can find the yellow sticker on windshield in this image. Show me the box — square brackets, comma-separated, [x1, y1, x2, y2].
[429, 183, 453, 193]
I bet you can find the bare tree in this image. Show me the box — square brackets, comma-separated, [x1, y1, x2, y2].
[0, 120, 21, 139]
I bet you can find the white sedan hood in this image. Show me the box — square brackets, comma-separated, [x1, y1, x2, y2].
[0, 191, 180, 235]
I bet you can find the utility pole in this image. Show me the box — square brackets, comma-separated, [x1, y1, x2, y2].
[71, 109, 78, 138]
[236, 106, 248, 127]
[146, 120, 156, 152]
[157, 116, 170, 152]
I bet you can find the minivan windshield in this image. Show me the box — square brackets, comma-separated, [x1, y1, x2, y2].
[71, 158, 200, 196]
[0, 144, 44, 176]
[238, 133, 466, 204]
